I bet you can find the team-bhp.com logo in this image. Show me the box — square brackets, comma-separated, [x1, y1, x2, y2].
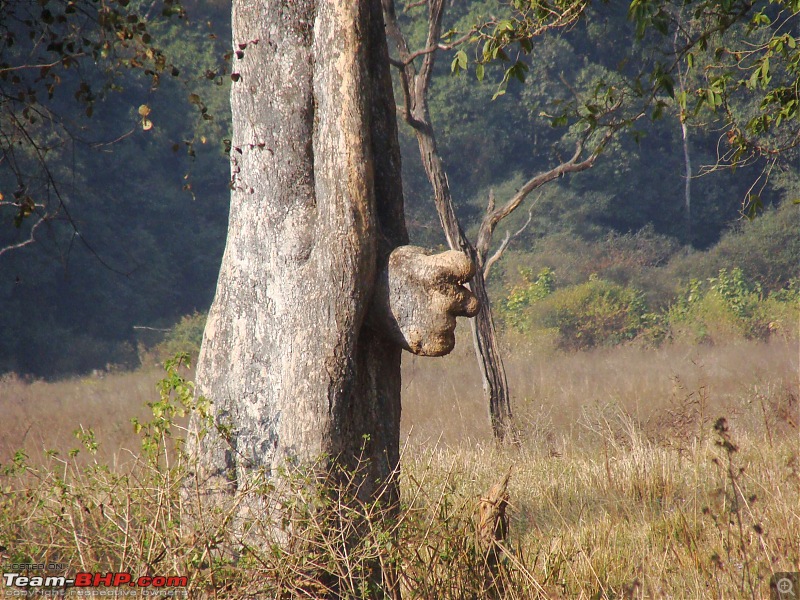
[3, 571, 188, 591]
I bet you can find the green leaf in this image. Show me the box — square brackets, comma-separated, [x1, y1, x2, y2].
[451, 50, 467, 74]
[475, 63, 484, 82]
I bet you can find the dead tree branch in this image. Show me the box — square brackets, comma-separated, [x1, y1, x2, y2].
[0, 216, 48, 257]
[475, 126, 616, 261]
[483, 207, 533, 280]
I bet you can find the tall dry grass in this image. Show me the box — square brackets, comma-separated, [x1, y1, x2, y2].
[401, 325, 798, 450]
[0, 368, 166, 466]
[0, 333, 798, 598]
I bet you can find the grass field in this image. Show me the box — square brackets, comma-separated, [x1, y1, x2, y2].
[1, 333, 798, 598]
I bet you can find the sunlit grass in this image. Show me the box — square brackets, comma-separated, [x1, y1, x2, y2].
[1, 335, 797, 598]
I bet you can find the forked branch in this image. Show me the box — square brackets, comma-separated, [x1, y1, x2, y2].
[483, 208, 533, 280]
[475, 124, 618, 260]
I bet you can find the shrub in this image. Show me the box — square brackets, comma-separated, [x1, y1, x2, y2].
[536, 276, 652, 350]
[499, 267, 555, 333]
[666, 268, 796, 344]
[501, 270, 660, 351]
[155, 311, 207, 360]
[758, 280, 800, 339]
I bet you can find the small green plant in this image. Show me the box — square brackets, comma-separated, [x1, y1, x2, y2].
[155, 312, 207, 360]
[500, 267, 555, 333]
[132, 352, 211, 464]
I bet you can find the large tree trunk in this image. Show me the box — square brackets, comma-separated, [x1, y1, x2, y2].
[191, 0, 408, 502]
[188, 8, 478, 597]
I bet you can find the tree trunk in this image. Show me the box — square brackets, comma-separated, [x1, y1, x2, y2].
[188, 4, 478, 595]
[680, 117, 692, 244]
[382, 0, 515, 442]
[191, 0, 409, 503]
[468, 263, 513, 441]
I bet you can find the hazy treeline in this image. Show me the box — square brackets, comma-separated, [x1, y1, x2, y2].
[0, 0, 797, 377]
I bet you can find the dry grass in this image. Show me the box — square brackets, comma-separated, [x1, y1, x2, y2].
[1, 333, 798, 598]
[0, 368, 166, 466]
[402, 325, 798, 450]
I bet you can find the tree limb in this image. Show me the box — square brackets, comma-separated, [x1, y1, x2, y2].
[397, 29, 476, 67]
[417, 0, 445, 105]
[483, 208, 533, 280]
[475, 126, 615, 260]
[0, 216, 47, 257]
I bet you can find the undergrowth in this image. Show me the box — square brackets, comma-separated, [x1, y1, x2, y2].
[1, 353, 798, 598]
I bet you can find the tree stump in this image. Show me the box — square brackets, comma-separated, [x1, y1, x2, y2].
[476, 469, 511, 597]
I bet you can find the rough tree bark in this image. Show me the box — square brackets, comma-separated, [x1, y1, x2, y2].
[190, 0, 477, 519]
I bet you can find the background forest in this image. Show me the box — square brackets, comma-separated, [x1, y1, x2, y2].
[0, 0, 798, 378]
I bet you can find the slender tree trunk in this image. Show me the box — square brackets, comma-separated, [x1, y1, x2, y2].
[674, 9, 693, 245]
[468, 261, 513, 440]
[413, 122, 513, 442]
[382, 0, 514, 442]
[382, 0, 616, 443]
[681, 117, 693, 243]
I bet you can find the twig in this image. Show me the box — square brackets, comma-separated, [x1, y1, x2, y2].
[0, 216, 47, 257]
[483, 207, 534, 279]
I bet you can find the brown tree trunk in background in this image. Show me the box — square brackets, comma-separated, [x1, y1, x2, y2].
[409, 117, 513, 441]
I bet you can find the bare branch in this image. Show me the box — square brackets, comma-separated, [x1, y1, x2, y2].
[383, 0, 426, 129]
[0, 216, 47, 257]
[483, 208, 533, 280]
[403, 0, 427, 11]
[0, 56, 87, 74]
[475, 125, 618, 261]
[417, 0, 445, 103]
[3, 111, 133, 274]
[383, 0, 414, 64]
[399, 28, 476, 67]
[0, 201, 46, 210]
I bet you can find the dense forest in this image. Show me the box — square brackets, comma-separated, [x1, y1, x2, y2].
[1, 0, 797, 377]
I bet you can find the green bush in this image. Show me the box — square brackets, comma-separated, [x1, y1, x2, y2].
[666, 268, 797, 344]
[155, 311, 207, 360]
[499, 267, 555, 333]
[538, 276, 651, 351]
[503, 273, 653, 351]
